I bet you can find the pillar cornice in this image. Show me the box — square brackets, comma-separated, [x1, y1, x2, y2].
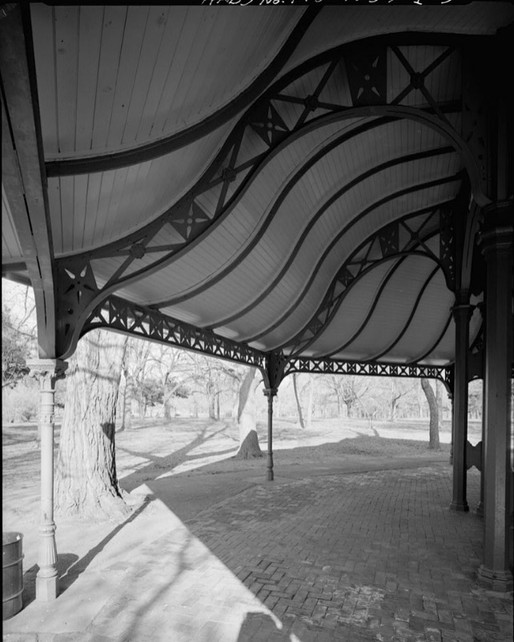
[480, 200, 514, 254]
[263, 387, 278, 398]
[28, 358, 68, 381]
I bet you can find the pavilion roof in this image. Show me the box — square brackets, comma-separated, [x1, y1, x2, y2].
[2, 2, 512, 369]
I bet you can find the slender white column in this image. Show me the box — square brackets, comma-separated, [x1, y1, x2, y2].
[263, 388, 277, 481]
[29, 359, 68, 601]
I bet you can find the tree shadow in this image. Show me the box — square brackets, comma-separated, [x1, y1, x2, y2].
[237, 612, 291, 641]
[2, 425, 39, 446]
[118, 423, 233, 492]
[106, 530, 211, 642]
[171, 434, 450, 481]
[20, 497, 153, 607]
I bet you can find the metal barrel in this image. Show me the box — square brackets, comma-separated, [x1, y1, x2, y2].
[2, 532, 23, 620]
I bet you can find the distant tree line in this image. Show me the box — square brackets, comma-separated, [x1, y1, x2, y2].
[2, 279, 488, 519]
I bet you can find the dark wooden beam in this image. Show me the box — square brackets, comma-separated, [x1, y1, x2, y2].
[1, 3, 56, 357]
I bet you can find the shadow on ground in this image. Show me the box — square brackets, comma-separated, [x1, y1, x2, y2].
[21, 497, 153, 607]
[116, 431, 451, 524]
[118, 422, 238, 492]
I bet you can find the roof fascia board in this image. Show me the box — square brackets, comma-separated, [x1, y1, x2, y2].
[1, 3, 56, 356]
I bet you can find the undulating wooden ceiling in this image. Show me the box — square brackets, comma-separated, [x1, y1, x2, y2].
[2, 2, 513, 366]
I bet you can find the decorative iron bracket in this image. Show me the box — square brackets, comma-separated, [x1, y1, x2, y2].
[71, 295, 266, 368]
[261, 351, 289, 393]
[284, 357, 452, 390]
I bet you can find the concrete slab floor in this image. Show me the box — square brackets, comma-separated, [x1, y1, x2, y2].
[3, 462, 512, 642]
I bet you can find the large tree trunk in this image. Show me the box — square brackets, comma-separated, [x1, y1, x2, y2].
[421, 378, 440, 450]
[55, 330, 129, 520]
[293, 373, 305, 428]
[235, 367, 262, 459]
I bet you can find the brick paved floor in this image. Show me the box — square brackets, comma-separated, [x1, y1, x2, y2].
[4, 464, 512, 641]
[179, 465, 512, 642]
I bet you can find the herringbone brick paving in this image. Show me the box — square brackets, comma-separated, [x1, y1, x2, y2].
[4, 463, 512, 641]
[183, 465, 512, 641]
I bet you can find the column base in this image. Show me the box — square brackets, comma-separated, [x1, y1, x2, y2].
[36, 573, 58, 601]
[477, 565, 513, 593]
[449, 501, 469, 512]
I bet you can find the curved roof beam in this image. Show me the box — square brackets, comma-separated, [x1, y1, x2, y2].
[56, 33, 470, 264]
[148, 117, 395, 307]
[151, 138, 454, 309]
[317, 257, 410, 359]
[243, 180, 460, 347]
[406, 311, 453, 366]
[361, 264, 441, 362]
[204, 147, 453, 326]
[280, 233, 443, 358]
[44, 8, 320, 177]
[50, 31, 478, 356]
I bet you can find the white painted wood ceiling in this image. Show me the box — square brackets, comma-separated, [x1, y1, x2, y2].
[3, 3, 512, 366]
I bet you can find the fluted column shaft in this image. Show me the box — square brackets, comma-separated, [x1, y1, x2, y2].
[29, 359, 67, 601]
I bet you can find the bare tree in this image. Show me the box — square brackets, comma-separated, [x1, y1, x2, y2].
[123, 338, 152, 421]
[1, 283, 37, 388]
[145, 345, 194, 419]
[341, 376, 368, 418]
[388, 379, 415, 422]
[193, 358, 227, 420]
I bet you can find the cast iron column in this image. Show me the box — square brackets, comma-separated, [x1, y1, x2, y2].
[477, 202, 513, 592]
[263, 388, 277, 481]
[29, 359, 68, 601]
[450, 299, 472, 511]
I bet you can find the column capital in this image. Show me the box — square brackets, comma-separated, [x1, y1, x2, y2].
[28, 359, 68, 382]
[263, 387, 278, 398]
